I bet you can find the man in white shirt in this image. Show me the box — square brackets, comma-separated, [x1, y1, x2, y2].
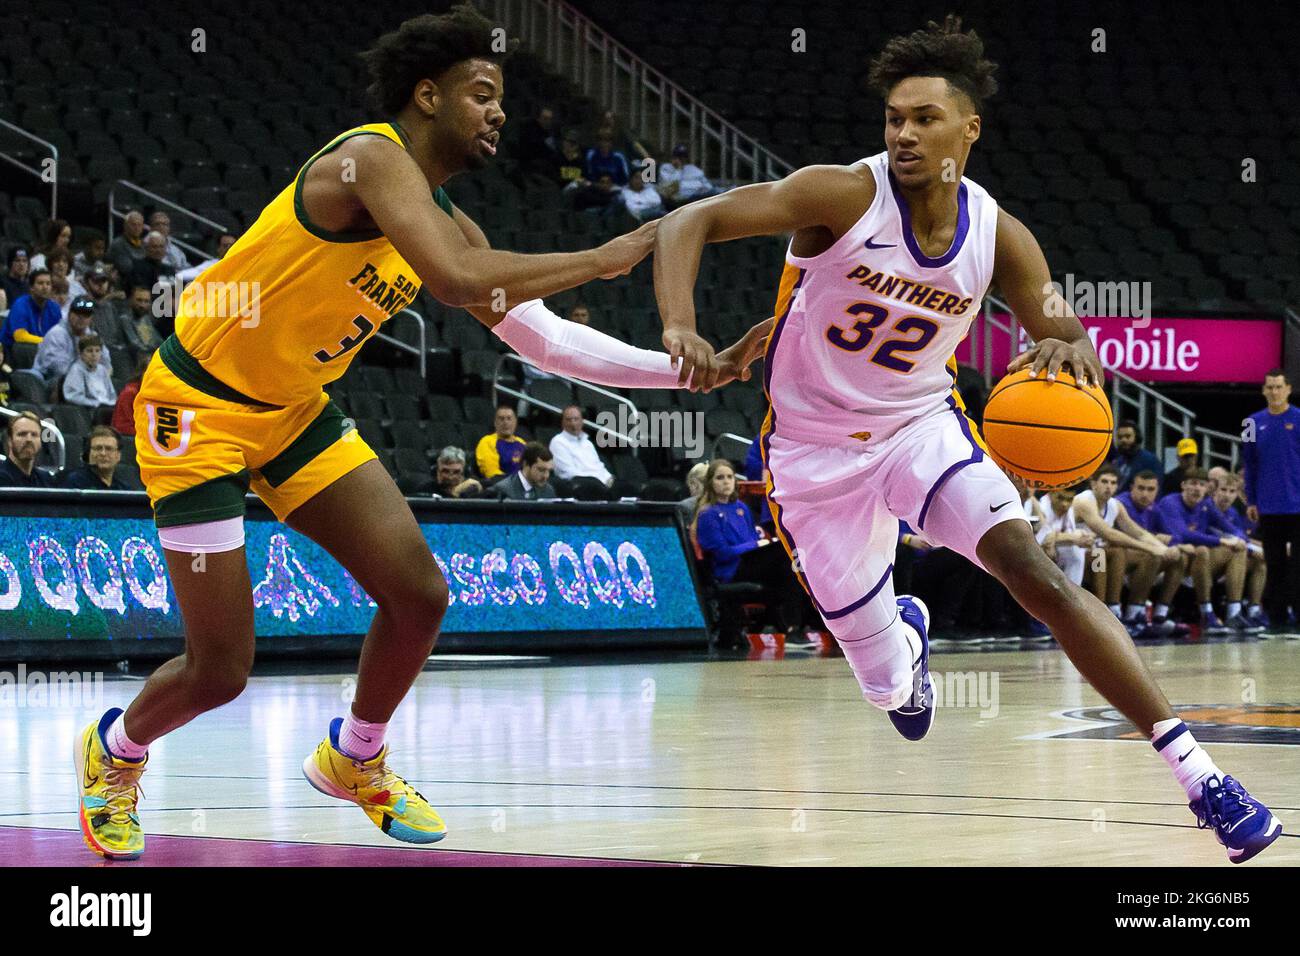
[548, 403, 641, 501]
[657, 144, 722, 207]
[619, 161, 666, 221]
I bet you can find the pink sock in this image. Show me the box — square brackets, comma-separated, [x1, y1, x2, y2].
[106, 713, 148, 761]
[337, 711, 387, 761]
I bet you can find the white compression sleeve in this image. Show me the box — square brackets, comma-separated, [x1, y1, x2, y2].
[492, 299, 691, 389]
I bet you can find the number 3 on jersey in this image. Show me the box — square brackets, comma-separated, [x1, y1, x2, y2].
[315, 314, 376, 363]
[825, 302, 939, 373]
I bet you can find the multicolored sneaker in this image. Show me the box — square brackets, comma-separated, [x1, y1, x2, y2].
[1190, 775, 1282, 863]
[302, 718, 447, 844]
[74, 707, 146, 860]
[889, 596, 935, 741]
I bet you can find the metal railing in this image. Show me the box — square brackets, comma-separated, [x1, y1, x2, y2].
[711, 431, 752, 462]
[479, 0, 794, 184]
[493, 353, 644, 446]
[0, 118, 59, 220]
[108, 181, 229, 263]
[975, 294, 1241, 467]
[374, 308, 429, 379]
[0, 406, 67, 470]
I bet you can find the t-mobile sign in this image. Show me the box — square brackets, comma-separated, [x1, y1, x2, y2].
[956, 314, 1282, 383]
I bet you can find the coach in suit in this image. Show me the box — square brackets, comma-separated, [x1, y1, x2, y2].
[488, 441, 557, 501]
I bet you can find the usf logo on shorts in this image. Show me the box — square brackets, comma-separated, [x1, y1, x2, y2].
[145, 404, 196, 457]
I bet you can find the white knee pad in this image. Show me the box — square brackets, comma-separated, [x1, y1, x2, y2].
[831, 606, 918, 711]
[156, 516, 246, 554]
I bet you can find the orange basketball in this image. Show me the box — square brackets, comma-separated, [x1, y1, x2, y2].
[982, 369, 1113, 491]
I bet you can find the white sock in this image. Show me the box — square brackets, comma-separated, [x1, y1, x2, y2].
[1227, 601, 1241, 618]
[1124, 604, 1145, 622]
[1200, 602, 1213, 616]
[834, 613, 918, 711]
[106, 713, 148, 761]
[1108, 604, 1122, 617]
[1151, 718, 1222, 802]
[338, 711, 388, 761]
[1154, 604, 1170, 619]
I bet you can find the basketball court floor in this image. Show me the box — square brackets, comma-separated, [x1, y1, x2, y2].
[3, 634, 1297, 866]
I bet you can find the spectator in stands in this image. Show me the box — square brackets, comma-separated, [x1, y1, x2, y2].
[517, 104, 562, 181]
[61, 426, 130, 490]
[49, 275, 70, 315]
[1209, 473, 1267, 628]
[1072, 464, 1172, 634]
[147, 212, 190, 271]
[677, 461, 709, 524]
[476, 404, 527, 481]
[1115, 469, 1193, 634]
[33, 295, 114, 385]
[619, 161, 666, 222]
[72, 235, 110, 279]
[487, 441, 556, 500]
[127, 231, 179, 298]
[693, 458, 816, 637]
[0, 248, 29, 310]
[598, 110, 650, 162]
[431, 446, 482, 498]
[62, 335, 117, 423]
[1161, 437, 1200, 496]
[658, 144, 721, 207]
[1, 269, 61, 350]
[108, 210, 147, 278]
[118, 285, 164, 359]
[45, 250, 86, 314]
[0, 343, 12, 407]
[1107, 420, 1162, 491]
[549, 403, 636, 500]
[1154, 467, 1252, 633]
[83, 263, 124, 310]
[29, 219, 72, 271]
[583, 133, 630, 188]
[555, 130, 586, 191]
[1242, 368, 1300, 631]
[112, 354, 150, 437]
[176, 233, 237, 283]
[0, 411, 55, 487]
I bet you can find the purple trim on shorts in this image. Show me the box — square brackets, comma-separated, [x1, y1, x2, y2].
[821, 562, 895, 621]
[887, 169, 971, 269]
[916, 396, 986, 531]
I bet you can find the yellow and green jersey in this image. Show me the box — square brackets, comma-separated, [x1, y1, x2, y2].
[170, 121, 452, 407]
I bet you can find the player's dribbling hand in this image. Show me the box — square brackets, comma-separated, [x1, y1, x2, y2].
[663, 328, 719, 391]
[598, 220, 657, 279]
[1007, 335, 1104, 389]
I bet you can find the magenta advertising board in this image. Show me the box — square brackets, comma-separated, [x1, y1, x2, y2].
[955, 314, 1282, 384]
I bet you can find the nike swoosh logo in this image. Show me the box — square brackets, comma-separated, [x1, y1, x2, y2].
[1178, 749, 1195, 763]
[83, 736, 98, 788]
[863, 237, 896, 249]
[990, 500, 1015, 513]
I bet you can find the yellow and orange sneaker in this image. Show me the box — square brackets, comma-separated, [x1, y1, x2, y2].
[74, 708, 146, 860]
[302, 718, 446, 844]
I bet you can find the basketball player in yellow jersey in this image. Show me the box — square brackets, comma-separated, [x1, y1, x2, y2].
[74, 4, 754, 859]
[652, 17, 1280, 862]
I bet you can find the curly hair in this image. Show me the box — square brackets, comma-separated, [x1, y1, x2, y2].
[360, 4, 518, 115]
[867, 15, 999, 112]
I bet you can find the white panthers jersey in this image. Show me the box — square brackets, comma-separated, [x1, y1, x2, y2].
[1074, 489, 1119, 527]
[762, 151, 1000, 447]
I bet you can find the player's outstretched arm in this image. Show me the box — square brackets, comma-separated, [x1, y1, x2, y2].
[451, 205, 744, 391]
[653, 164, 868, 390]
[342, 135, 652, 308]
[995, 210, 1104, 389]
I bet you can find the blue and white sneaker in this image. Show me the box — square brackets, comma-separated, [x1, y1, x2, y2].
[1190, 774, 1282, 863]
[1202, 610, 1232, 635]
[889, 596, 935, 741]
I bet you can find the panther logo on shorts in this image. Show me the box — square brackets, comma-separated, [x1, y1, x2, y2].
[145, 404, 197, 457]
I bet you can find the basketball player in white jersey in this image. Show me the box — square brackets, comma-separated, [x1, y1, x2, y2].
[1037, 488, 1090, 587]
[652, 16, 1279, 862]
[1072, 464, 1172, 631]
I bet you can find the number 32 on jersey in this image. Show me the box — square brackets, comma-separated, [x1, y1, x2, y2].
[825, 302, 940, 373]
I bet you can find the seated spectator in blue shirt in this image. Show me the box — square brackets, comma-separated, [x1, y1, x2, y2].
[1115, 469, 1194, 631]
[33, 296, 114, 384]
[1, 269, 62, 351]
[1107, 420, 1163, 491]
[61, 426, 132, 490]
[1154, 468, 1253, 632]
[692, 458, 816, 635]
[1208, 473, 1267, 626]
[583, 134, 629, 187]
[1115, 470, 1165, 534]
[0, 411, 57, 487]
